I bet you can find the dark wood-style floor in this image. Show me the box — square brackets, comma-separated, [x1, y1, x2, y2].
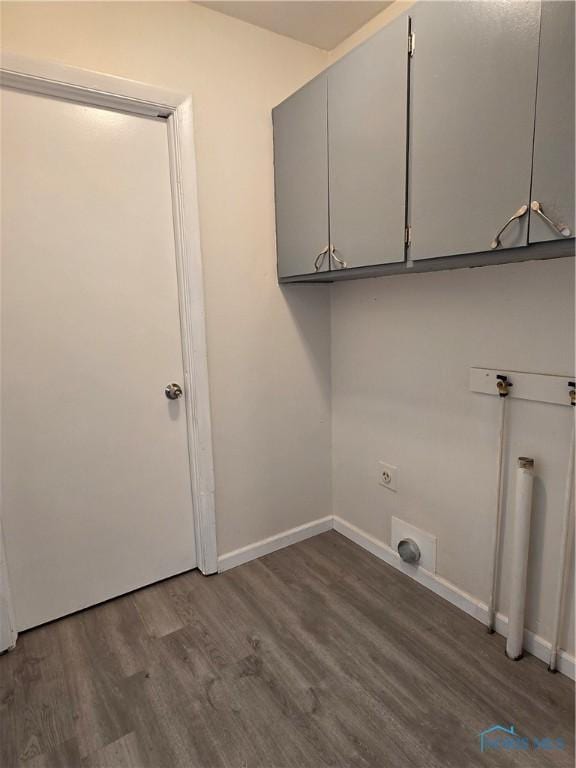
[1, 531, 574, 768]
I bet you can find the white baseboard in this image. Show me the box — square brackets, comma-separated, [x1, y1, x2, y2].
[333, 516, 575, 681]
[217, 516, 333, 573]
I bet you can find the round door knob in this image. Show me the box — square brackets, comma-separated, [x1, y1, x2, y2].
[165, 382, 183, 400]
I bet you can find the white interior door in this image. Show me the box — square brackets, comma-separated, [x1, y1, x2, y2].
[1, 88, 197, 631]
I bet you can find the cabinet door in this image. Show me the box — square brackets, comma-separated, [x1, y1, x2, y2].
[328, 15, 409, 269]
[529, 0, 575, 244]
[273, 75, 329, 278]
[409, 1, 541, 260]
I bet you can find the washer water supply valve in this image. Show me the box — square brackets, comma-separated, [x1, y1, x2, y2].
[496, 374, 513, 397]
[397, 538, 421, 565]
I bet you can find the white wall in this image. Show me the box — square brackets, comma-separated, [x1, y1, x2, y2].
[1, 1, 332, 555]
[331, 258, 575, 654]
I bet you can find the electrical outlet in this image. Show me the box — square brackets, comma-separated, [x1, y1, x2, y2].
[378, 461, 398, 492]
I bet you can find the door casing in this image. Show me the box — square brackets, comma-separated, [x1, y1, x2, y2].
[0, 54, 217, 651]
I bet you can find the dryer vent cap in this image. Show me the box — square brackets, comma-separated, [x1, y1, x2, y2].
[398, 538, 421, 564]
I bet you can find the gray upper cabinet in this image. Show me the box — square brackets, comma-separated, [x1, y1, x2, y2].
[328, 16, 409, 270]
[273, 75, 329, 278]
[529, 0, 575, 244]
[273, 1, 573, 283]
[408, 1, 541, 261]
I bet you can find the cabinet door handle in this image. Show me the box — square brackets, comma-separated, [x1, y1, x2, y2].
[530, 201, 571, 237]
[490, 205, 529, 249]
[330, 244, 347, 269]
[314, 247, 329, 272]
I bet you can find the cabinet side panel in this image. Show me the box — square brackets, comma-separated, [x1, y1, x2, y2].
[273, 76, 329, 278]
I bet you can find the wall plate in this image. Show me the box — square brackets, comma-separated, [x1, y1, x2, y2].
[391, 517, 437, 573]
[378, 460, 398, 492]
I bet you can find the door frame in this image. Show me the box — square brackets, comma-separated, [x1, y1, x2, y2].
[0, 54, 218, 647]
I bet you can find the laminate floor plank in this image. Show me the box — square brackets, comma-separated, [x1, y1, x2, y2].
[1, 645, 23, 768]
[81, 594, 151, 678]
[21, 739, 81, 768]
[132, 580, 185, 640]
[9, 623, 76, 764]
[81, 733, 142, 768]
[165, 571, 255, 669]
[2, 530, 574, 767]
[56, 611, 134, 758]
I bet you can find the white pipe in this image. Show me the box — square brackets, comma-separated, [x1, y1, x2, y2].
[487, 395, 508, 632]
[548, 421, 575, 672]
[506, 457, 535, 660]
